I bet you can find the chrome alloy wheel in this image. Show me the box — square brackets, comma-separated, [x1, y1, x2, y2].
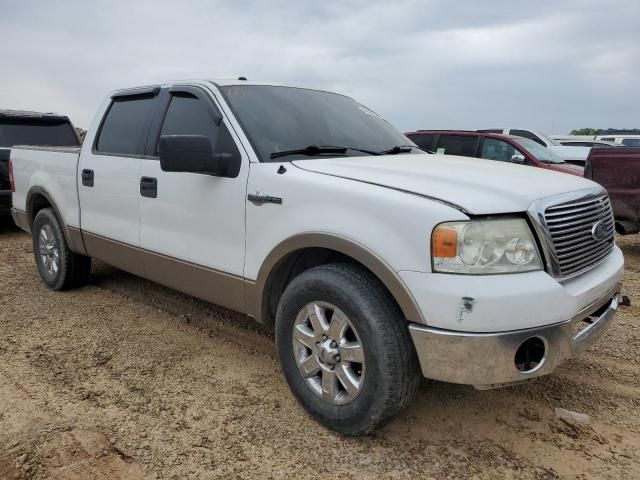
[292, 301, 365, 405]
[39, 224, 60, 276]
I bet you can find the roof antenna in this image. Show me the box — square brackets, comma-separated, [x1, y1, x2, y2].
[238, 76, 247, 81]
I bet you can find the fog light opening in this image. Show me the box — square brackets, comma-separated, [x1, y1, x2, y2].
[515, 336, 547, 374]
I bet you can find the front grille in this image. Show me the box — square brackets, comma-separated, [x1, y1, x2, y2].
[544, 194, 615, 277]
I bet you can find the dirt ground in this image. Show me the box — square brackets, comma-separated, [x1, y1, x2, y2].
[0, 222, 638, 480]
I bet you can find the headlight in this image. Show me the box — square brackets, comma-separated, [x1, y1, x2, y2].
[432, 219, 543, 274]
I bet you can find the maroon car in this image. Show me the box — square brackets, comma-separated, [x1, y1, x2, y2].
[585, 147, 640, 235]
[405, 130, 584, 177]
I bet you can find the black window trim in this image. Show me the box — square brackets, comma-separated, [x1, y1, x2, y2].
[143, 85, 224, 160]
[92, 86, 161, 159]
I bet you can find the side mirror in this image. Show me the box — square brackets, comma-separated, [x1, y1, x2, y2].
[510, 154, 526, 164]
[159, 135, 233, 176]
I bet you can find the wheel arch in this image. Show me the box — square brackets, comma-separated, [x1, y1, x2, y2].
[25, 186, 86, 255]
[247, 233, 425, 327]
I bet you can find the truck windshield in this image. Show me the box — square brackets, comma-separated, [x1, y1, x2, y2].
[219, 85, 418, 162]
[0, 120, 79, 148]
[513, 137, 565, 164]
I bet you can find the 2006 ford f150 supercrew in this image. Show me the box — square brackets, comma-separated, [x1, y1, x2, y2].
[10, 80, 624, 435]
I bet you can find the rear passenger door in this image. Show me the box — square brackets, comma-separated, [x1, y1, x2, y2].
[79, 88, 159, 252]
[137, 85, 249, 312]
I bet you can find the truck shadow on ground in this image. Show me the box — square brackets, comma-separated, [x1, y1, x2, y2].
[87, 259, 565, 418]
[0, 219, 19, 234]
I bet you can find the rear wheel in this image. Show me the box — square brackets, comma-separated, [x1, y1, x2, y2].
[32, 208, 91, 290]
[275, 263, 420, 435]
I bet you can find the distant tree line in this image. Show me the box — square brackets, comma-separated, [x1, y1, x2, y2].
[571, 128, 640, 135]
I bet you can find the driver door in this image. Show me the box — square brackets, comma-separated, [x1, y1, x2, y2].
[138, 85, 249, 312]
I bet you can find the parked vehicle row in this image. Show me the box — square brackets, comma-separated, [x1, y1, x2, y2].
[0, 110, 80, 216]
[596, 135, 640, 147]
[551, 134, 640, 148]
[8, 79, 624, 435]
[405, 130, 583, 176]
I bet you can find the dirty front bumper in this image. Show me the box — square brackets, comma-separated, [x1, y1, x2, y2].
[408, 284, 621, 389]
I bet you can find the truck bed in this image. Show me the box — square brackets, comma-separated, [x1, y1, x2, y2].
[10, 145, 82, 229]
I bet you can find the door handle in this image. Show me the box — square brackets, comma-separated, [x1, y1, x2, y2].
[247, 191, 283, 206]
[81, 169, 94, 187]
[140, 176, 158, 198]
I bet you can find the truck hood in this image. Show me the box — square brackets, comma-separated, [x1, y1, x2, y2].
[292, 153, 598, 215]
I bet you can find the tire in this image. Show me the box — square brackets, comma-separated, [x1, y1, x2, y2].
[32, 208, 91, 290]
[275, 263, 421, 435]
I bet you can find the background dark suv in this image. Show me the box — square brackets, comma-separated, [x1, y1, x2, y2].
[0, 110, 80, 217]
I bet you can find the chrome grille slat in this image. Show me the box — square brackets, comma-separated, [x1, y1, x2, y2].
[546, 206, 611, 224]
[547, 211, 613, 230]
[555, 237, 611, 254]
[557, 241, 614, 264]
[545, 200, 611, 218]
[543, 192, 615, 278]
[559, 246, 614, 275]
[552, 219, 614, 240]
[545, 196, 609, 211]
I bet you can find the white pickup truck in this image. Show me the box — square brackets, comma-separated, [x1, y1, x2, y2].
[10, 80, 624, 435]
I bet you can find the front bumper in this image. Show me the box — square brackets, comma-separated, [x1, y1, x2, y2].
[409, 284, 621, 389]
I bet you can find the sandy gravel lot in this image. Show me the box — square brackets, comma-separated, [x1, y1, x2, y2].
[1, 221, 639, 479]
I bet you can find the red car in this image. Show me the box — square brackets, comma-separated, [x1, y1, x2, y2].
[405, 130, 584, 177]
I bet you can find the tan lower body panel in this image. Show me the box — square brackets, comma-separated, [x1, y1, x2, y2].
[82, 231, 246, 314]
[67, 226, 88, 256]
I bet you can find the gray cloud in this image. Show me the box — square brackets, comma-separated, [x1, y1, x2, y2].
[1, 0, 638, 134]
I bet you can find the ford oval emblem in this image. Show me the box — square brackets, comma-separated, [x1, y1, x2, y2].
[591, 221, 608, 241]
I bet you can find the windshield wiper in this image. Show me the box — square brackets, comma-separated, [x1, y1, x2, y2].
[380, 145, 427, 155]
[270, 145, 380, 160]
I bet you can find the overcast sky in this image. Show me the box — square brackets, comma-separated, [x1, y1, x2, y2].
[1, 0, 638, 134]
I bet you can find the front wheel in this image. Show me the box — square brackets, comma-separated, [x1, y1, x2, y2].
[275, 263, 420, 435]
[32, 208, 91, 290]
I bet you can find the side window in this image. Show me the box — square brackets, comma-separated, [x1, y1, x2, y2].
[511, 129, 545, 147]
[158, 93, 220, 153]
[435, 135, 478, 156]
[622, 138, 640, 147]
[96, 96, 156, 155]
[407, 134, 435, 151]
[481, 138, 520, 162]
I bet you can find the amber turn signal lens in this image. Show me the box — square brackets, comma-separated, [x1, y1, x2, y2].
[432, 226, 458, 258]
